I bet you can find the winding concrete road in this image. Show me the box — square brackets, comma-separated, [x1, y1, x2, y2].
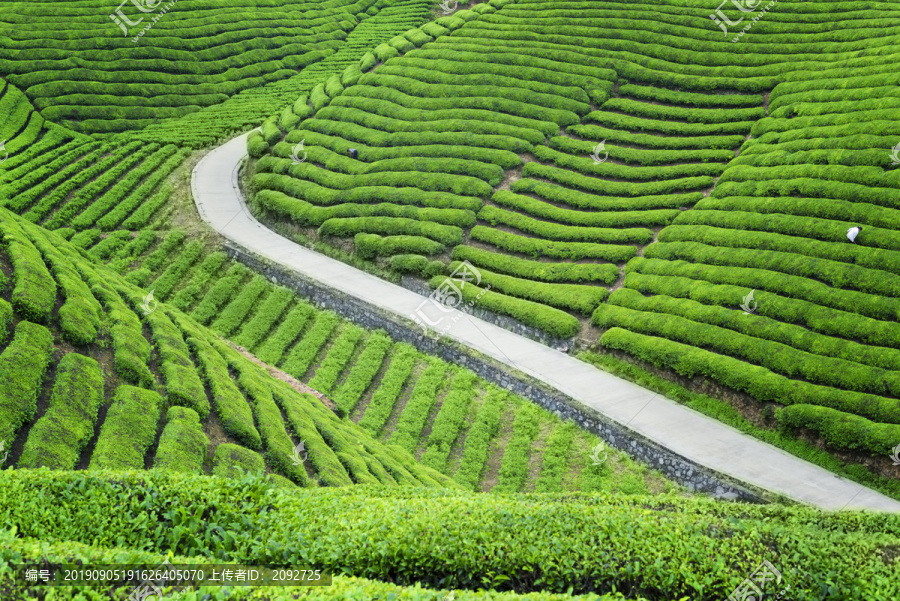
[191, 132, 900, 512]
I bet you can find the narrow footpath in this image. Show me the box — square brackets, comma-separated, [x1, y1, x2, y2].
[192, 132, 900, 512]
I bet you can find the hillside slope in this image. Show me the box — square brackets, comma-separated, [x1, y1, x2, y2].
[243, 0, 900, 476]
[0, 206, 456, 489]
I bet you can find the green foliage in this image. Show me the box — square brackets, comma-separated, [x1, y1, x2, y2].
[332, 331, 392, 418]
[233, 287, 294, 351]
[479, 203, 656, 244]
[0, 320, 54, 445]
[389, 360, 448, 453]
[212, 443, 265, 479]
[281, 310, 340, 380]
[470, 226, 636, 263]
[452, 245, 618, 284]
[779, 404, 900, 456]
[603, 291, 900, 399]
[18, 353, 103, 470]
[307, 324, 365, 394]
[354, 233, 444, 259]
[189, 336, 262, 451]
[427, 275, 580, 339]
[254, 302, 315, 366]
[153, 406, 208, 474]
[494, 404, 541, 494]
[533, 423, 576, 493]
[0, 215, 57, 322]
[247, 130, 269, 159]
[453, 387, 506, 489]
[387, 254, 446, 277]
[450, 261, 607, 315]
[255, 188, 475, 228]
[89, 385, 161, 470]
[210, 275, 269, 337]
[320, 216, 463, 246]
[599, 327, 900, 426]
[358, 344, 417, 436]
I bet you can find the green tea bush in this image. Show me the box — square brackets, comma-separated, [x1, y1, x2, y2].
[599, 327, 900, 425]
[779, 404, 900, 456]
[212, 443, 265, 479]
[389, 360, 448, 452]
[332, 332, 392, 418]
[354, 233, 445, 259]
[569, 123, 744, 151]
[594, 299, 900, 400]
[452, 245, 619, 284]
[233, 288, 294, 351]
[387, 254, 446, 277]
[470, 226, 636, 262]
[0, 215, 57, 322]
[89, 385, 161, 470]
[452, 261, 607, 315]
[257, 190, 474, 228]
[247, 130, 269, 158]
[419, 371, 478, 472]
[494, 404, 541, 493]
[0, 320, 54, 444]
[320, 216, 463, 246]
[358, 344, 418, 436]
[427, 275, 581, 339]
[153, 406, 208, 474]
[308, 324, 365, 394]
[210, 275, 269, 337]
[453, 387, 506, 489]
[254, 303, 316, 366]
[273, 384, 353, 487]
[523, 163, 715, 197]
[619, 273, 900, 372]
[492, 190, 680, 229]
[189, 336, 262, 450]
[18, 352, 102, 470]
[281, 311, 340, 379]
[618, 83, 763, 108]
[479, 205, 653, 244]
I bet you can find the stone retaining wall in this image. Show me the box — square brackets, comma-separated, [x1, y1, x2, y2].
[225, 243, 767, 503]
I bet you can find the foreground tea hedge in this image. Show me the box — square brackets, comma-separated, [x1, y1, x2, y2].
[3, 469, 900, 599]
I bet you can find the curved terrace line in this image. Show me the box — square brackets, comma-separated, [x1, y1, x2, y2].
[191, 131, 900, 513]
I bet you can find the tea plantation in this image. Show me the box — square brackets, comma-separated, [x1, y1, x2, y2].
[243, 0, 900, 488]
[1, 0, 900, 598]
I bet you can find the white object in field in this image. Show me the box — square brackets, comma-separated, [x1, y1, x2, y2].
[846, 226, 861, 242]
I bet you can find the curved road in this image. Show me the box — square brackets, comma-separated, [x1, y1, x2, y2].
[192, 132, 900, 512]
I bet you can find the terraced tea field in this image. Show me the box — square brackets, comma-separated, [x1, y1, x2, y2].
[2, 0, 900, 599]
[0, 209, 672, 493]
[0, 0, 415, 135]
[242, 0, 900, 491]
